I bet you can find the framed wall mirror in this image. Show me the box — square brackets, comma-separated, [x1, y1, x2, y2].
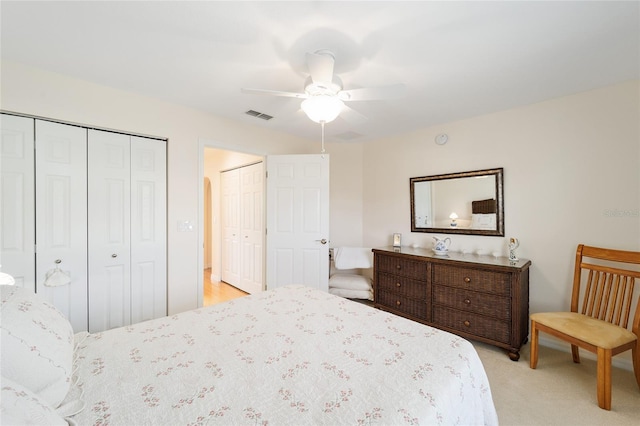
[410, 168, 504, 236]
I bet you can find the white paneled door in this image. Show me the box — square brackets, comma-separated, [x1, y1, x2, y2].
[35, 120, 88, 332]
[88, 130, 167, 332]
[0, 114, 35, 290]
[266, 155, 329, 291]
[240, 163, 263, 294]
[88, 130, 132, 332]
[221, 162, 264, 294]
[1, 113, 166, 334]
[130, 136, 167, 325]
[221, 168, 240, 287]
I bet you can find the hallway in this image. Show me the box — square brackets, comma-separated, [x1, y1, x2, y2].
[203, 268, 248, 306]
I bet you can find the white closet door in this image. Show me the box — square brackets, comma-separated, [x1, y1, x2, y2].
[0, 114, 35, 290]
[221, 169, 240, 286]
[130, 136, 166, 323]
[35, 120, 88, 332]
[239, 162, 263, 294]
[88, 130, 131, 333]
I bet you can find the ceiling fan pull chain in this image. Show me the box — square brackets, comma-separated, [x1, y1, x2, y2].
[321, 120, 326, 156]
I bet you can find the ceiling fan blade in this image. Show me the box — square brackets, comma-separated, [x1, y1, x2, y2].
[340, 104, 368, 124]
[339, 84, 406, 101]
[306, 51, 335, 85]
[241, 88, 307, 99]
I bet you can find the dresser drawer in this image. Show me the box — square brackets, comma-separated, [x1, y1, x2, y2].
[376, 254, 427, 280]
[432, 264, 510, 296]
[433, 285, 510, 320]
[377, 273, 426, 300]
[377, 290, 428, 320]
[433, 305, 510, 344]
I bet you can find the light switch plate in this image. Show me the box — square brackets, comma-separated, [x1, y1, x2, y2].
[177, 220, 194, 232]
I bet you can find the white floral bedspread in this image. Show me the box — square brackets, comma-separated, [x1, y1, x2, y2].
[70, 285, 498, 425]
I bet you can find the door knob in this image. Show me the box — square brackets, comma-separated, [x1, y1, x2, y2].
[111, 254, 118, 258]
[315, 239, 328, 245]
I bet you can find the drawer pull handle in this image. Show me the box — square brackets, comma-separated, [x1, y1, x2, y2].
[396, 282, 401, 287]
[464, 299, 471, 305]
[396, 300, 401, 306]
[464, 320, 470, 327]
[396, 264, 402, 270]
[464, 277, 471, 283]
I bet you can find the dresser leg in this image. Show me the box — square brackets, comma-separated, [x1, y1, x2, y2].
[508, 350, 520, 361]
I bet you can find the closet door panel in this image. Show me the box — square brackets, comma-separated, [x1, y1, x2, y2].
[221, 169, 240, 286]
[0, 114, 35, 290]
[130, 136, 167, 323]
[240, 163, 263, 294]
[88, 130, 131, 333]
[35, 120, 88, 332]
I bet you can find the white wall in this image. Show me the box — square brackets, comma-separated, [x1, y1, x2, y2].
[323, 141, 365, 248]
[1, 61, 367, 314]
[4, 60, 638, 366]
[0, 62, 315, 314]
[363, 80, 639, 366]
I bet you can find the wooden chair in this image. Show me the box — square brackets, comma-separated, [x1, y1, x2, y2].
[530, 244, 640, 410]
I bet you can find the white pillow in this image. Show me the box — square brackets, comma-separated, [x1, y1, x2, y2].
[1, 376, 68, 426]
[1, 285, 74, 408]
[471, 213, 497, 229]
[329, 274, 372, 291]
[329, 287, 373, 301]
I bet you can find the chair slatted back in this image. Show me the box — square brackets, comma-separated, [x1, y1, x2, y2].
[571, 245, 640, 331]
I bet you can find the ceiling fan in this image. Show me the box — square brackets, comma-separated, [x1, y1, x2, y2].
[242, 49, 406, 124]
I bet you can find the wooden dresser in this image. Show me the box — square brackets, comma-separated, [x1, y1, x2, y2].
[373, 247, 531, 360]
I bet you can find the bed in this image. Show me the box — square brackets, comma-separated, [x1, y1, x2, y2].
[1, 284, 498, 425]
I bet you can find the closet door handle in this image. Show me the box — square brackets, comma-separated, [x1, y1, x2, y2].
[315, 239, 328, 245]
[55, 259, 62, 264]
[111, 254, 118, 258]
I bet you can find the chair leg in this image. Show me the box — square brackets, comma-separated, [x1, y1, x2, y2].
[633, 340, 640, 390]
[530, 320, 539, 369]
[596, 347, 612, 410]
[571, 344, 581, 363]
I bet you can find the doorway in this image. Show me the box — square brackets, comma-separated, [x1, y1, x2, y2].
[201, 147, 263, 305]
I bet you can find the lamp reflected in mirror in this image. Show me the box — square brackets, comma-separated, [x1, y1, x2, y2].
[449, 212, 458, 227]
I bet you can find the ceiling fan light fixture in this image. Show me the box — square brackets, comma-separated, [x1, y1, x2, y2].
[301, 95, 344, 123]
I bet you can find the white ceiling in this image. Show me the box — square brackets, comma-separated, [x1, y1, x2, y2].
[2, 1, 638, 143]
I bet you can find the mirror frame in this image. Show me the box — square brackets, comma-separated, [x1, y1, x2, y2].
[410, 167, 504, 236]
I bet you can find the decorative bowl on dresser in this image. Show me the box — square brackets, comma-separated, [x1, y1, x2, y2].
[373, 247, 531, 361]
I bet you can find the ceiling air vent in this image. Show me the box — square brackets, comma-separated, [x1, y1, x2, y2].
[245, 110, 273, 121]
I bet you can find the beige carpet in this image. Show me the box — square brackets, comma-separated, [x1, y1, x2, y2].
[473, 341, 639, 425]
